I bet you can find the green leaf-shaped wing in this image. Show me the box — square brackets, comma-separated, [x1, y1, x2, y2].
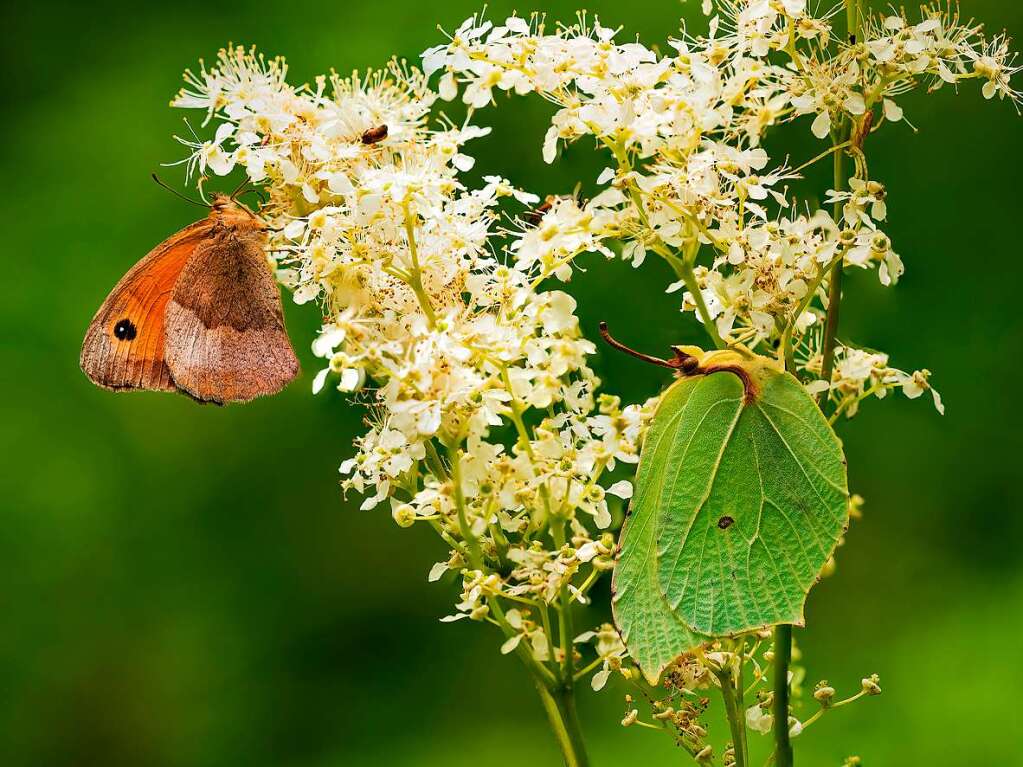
[612, 356, 848, 684]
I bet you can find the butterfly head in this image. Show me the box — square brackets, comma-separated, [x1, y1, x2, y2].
[210, 193, 265, 230]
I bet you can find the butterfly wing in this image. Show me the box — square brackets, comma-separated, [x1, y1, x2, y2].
[80, 221, 211, 393]
[163, 215, 300, 403]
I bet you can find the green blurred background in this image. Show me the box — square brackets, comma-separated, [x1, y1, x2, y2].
[2, 1, 1021, 764]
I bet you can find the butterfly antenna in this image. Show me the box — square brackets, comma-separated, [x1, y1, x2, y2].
[229, 176, 252, 201]
[236, 186, 267, 207]
[151, 174, 209, 208]
[598, 322, 690, 371]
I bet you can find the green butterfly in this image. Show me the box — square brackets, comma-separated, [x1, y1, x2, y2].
[603, 327, 849, 685]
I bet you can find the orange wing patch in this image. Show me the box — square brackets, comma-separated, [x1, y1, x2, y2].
[80, 222, 210, 393]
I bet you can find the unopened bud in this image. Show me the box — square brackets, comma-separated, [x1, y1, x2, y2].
[861, 674, 881, 695]
[621, 709, 639, 727]
[696, 745, 714, 762]
[814, 684, 836, 706]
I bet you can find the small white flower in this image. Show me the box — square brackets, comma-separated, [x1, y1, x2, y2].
[746, 705, 773, 734]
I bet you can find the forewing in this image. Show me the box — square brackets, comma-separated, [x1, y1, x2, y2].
[80, 222, 210, 393]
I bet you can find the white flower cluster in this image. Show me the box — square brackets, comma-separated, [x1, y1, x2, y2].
[172, 45, 650, 680]
[422, 3, 1017, 409]
[807, 344, 944, 420]
[170, 0, 1017, 697]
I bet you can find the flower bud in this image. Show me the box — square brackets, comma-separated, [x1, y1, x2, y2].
[621, 709, 639, 727]
[696, 745, 714, 762]
[813, 684, 836, 706]
[861, 674, 881, 695]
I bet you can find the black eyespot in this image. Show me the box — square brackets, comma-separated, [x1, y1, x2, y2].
[717, 516, 735, 530]
[113, 318, 137, 341]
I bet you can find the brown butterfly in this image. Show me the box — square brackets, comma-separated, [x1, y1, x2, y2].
[80, 195, 299, 404]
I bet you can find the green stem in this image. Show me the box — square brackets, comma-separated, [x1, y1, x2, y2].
[717, 665, 748, 767]
[820, 0, 864, 394]
[402, 202, 437, 328]
[772, 624, 793, 767]
[738, 643, 751, 762]
[846, 0, 860, 41]
[550, 516, 576, 686]
[670, 247, 725, 350]
[445, 444, 484, 568]
[532, 677, 590, 767]
[818, 147, 846, 398]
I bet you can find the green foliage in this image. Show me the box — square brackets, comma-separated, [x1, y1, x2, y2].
[614, 355, 848, 684]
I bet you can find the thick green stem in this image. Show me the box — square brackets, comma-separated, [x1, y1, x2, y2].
[772, 624, 794, 767]
[846, 0, 860, 41]
[532, 677, 590, 767]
